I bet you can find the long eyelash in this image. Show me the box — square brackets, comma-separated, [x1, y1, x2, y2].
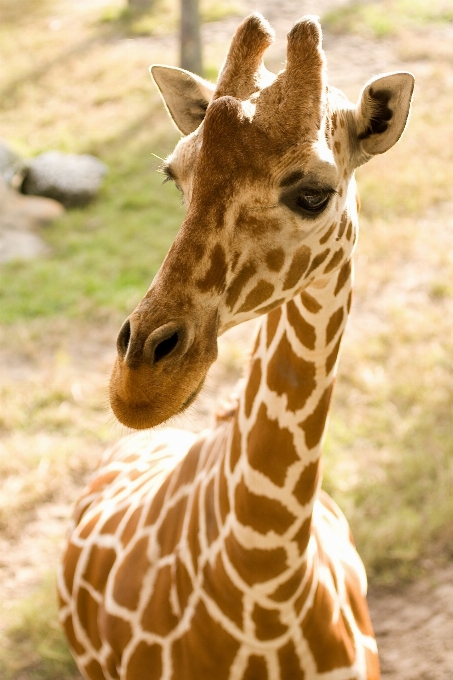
[157, 163, 172, 184]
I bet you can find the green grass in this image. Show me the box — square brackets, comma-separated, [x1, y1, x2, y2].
[323, 0, 453, 39]
[0, 575, 79, 680]
[0, 132, 183, 322]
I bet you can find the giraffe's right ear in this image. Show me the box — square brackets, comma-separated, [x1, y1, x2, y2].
[150, 65, 215, 135]
[354, 72, 414, 162]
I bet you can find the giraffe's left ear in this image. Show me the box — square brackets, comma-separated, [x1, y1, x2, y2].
[354, 72, 414, 159]
[150, 65, 215, 135]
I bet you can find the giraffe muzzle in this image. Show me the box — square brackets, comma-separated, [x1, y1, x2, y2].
[117, 317, 194, 369]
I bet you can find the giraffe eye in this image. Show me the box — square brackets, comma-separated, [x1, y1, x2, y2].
[280, 185, 335, 218]
[296, 191, 331, 213]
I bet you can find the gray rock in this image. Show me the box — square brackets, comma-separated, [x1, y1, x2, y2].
[0, 177, 64, 263]
[22, 151, 108, 207]
[0, 139, 27, 188]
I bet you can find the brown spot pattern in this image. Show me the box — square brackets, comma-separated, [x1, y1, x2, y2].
[175, 555, 193, 612]
[225, 532, 287, 585]
[301, 582, 355, 672]
[326, 337, 342, 375]
[106, 653, 119, 678]
[347, 290, 353, 312]
[196, 244, 227, 293]
[334, 260, 351, 296]
[326, 308, 344, 345]
[113, 536, 151, 610]
[188, 488, 202, 570]
[243, 655, 268, 679]
[101, 611, 132, 660]
[306, 248, 330, 276]
[141, 564, 179, 635]
[172, 441, 203, 488]
[255, 297, 286, 316]
[238, 279, 274, 313]
[293, 461, 320, 507]
[244, 359, 262, 418]
[83, 545, 116, 593]
[226, 262, 257, 309]
[252, 603, 287, 640]
[234, 477, 296, 535]
[121, 507, 142, 547]
[62, 543, 83, 594]
[346, 220, 353, 240]
[292, 517, 313, 555]
[84, 659, 106, 680]
[300, 291, 322, 313]
[283, 245, 311, 290]
[319, 222, 336, 245]
[171, 599, 240, 680]
[270, 569, 305, 602]
[157, 496, 188, 557]
[286, 300, 316, 350]
[265, 247, 285, 271]
[204, 477, 219, 545]
[300, 386, 333, 450]
[266, 307, 282, 347]
[62, 614, 85, 657]
[294, 568, 315, 616]
[79, 511, 102, 540]
[100, 510, 124, 536]
[248, 404, 298, 486]
[267, 334, 316, 412]
[203, 553, 243, 628]
[278, 639, 305, 678]
[77, 586, 102, 650]
[126, 641, 162, 680]
[144, 475, 172, 526]
[337, 212, 348, 239]
[324, 248, 344, 274]
[231, 250, 240, 272]
[229, 419, 242, 473]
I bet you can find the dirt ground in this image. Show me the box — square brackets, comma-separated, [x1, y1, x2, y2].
[1, 0, 453, 678]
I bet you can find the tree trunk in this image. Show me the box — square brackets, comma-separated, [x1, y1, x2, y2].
[180, 0, 202, 75]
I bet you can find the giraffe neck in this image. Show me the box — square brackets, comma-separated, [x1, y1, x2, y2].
[224, 258, 352, 580]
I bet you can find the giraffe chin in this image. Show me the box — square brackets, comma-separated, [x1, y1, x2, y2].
[109, 359, 210, 429]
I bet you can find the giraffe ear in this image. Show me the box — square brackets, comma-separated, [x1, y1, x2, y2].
[150, 65, 215, 135]
[354, 72, 414, 159]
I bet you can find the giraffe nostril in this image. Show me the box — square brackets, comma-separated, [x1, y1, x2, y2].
[143, 321, 192, 367]
[117, 319, 132, 359]
[153, 332, 180, 364]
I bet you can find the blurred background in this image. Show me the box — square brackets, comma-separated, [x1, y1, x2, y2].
[0, 0, 452, 678]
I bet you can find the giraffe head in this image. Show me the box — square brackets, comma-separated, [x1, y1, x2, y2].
[110, 14, 413, 429]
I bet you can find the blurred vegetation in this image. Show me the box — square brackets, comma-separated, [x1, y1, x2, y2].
[323, 0, 453, 38]
[0, 575, 79, 680]
[1, 0, 453, 677]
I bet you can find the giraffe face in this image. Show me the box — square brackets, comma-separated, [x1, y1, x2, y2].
[109, 15, 413, 429]
[160, 94, 352, 336]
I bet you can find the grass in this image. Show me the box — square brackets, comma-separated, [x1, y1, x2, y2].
[1, 0, 453, 676]
[0, 138, 182, 322]
[100, 0, 241, 36]
[0, 575, 79, 680]
[323, 0, 453, 39]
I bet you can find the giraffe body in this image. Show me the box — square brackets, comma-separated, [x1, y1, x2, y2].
[59, 14, 413, 680]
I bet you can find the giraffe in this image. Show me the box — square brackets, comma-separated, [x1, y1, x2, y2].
[58, 14, 414, 680]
